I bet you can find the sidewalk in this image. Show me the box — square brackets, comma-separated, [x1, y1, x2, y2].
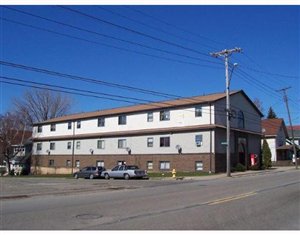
[173, 166, 298, 181]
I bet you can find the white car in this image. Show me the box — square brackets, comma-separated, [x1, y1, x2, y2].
[102, 165, 148, 180]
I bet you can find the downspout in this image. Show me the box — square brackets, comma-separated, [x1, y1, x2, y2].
[71, 121, 75, 174]
[209, 102, 212, 174]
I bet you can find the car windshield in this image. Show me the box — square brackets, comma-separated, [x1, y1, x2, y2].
[126, 165, 139, 170]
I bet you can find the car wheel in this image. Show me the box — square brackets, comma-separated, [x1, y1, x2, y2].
[89, 174, 94, 179]
[124, 174, 130, 180]
[74, 174, 78, 179]
[104, 173, 110, 180]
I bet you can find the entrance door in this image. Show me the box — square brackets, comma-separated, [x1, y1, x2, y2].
[238, 138, 247, 166]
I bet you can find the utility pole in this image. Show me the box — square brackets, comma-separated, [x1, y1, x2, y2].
[211, 48, 242, 177]
[277, 87, 298, 170]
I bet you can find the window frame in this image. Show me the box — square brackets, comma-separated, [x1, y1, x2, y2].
[147, 137, 154, 147]
[159, 161, 170, 170]
[195, 161, 203, 171]
[50, 124, 56, 132]
[67, 142, 72, 150]
[159, 110, 170, 121]
[76, 141, 81, 150]
[37, 125, 42, 133]
[96, 161, 105, 167]
[147, 112, 153, 122]
[147, 161, 153, 170]
[68, 121, 72, 130]
[195, 134, 203, 147]
[66, 160, 71, 167]
[97, 139, 105, 149]
[77, 120, 81, 129]
[238, 110, 245, 129]
[118, 115, 127, 125]
[75, 160, 80, 168]
[36, 143, 42, 151]
[118, 139, 127, 149]
[50, 142, 55, 150]
[98, 117, 105, 127]
[195, 105, 202, 117]
[160, 137, 170, 147]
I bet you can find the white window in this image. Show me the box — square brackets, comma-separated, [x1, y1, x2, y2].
[75, 160, 80, 168]
[118, 139, 127, 148]
[118, 115, 127, 125]
[147, 112, 153, 122]
[195, 105, 202, 117]
[37, 143, 42, 151]
[50, 142, 55, 150]
[98, 117, 105, 127]
[147, 137, 154, 147]
[50, 124, 56, 132]
[97, 140, 105, 149]
[195, 135, 203, 147]
[195, 161, 203, 171]
[77, 121, 81, 129]
[67, 142, 72, 150]
[147, 161, 153, 170]
[160, 161, 170, 170]
[76, 141, 81, 150]
[66, 160, 71, 167]
[160, 110, 170, 121]
[160, 137, 170, 147]
[37, 125, 42, 133]
[96, 161, 104, 167]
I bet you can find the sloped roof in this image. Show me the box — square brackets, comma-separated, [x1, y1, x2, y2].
[262, 118, 288, 137]
[287, 125, 300, 138]
[36, 90, 263, 125]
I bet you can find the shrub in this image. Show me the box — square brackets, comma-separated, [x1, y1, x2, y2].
[249, 165, 260, 171]
[235, 163, 246, 172]
[262, 139, 272, 169]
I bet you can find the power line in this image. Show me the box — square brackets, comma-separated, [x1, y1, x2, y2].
[1, 76, 266, 129]
[242, 52, 299, 79]
[1, 17, 223, 71]
[58, 6, 220, 61]
[124, 5, 229, 48]
[0, 60, 269, 128]
[97, 6, 219, 51]
[2, 7, 222, 66]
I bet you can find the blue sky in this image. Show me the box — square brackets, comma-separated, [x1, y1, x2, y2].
[1, 5, 299, 125]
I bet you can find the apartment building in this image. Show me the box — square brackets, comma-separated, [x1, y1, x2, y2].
[31, 90, 263, 174]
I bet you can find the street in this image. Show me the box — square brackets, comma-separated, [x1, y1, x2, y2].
[1, 168, 299, 230]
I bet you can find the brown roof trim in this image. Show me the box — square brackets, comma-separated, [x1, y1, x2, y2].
[34, 90, 244, 126]
[33, 124, 219, 141]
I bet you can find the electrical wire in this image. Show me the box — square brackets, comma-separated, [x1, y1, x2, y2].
[58, 6, 221, 61]
[124, 5, 229, 48]
[2, 7, 223, 66]
[97, 6, 219, 51]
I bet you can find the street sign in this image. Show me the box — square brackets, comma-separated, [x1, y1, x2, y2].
[221, 142, 228, 146]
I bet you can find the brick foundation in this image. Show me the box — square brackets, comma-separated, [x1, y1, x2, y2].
[31, 153, 222, 174]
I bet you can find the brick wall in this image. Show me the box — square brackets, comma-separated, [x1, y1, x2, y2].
[31, 153, 221, 174]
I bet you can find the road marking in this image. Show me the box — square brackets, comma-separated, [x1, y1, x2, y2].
[207, 192, 257, 205]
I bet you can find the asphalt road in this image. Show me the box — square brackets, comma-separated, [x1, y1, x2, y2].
[1, 169, 299, 230]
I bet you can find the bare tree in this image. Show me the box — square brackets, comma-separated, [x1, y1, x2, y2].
[0, 112, 27, 173]
[13, 89, 72, 126]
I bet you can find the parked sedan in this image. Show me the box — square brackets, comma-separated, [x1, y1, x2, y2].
[102, 165, 148, 180]
[73, 166, 106, 179]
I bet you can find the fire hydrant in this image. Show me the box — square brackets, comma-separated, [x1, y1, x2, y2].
[172, 168, 176, 178]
